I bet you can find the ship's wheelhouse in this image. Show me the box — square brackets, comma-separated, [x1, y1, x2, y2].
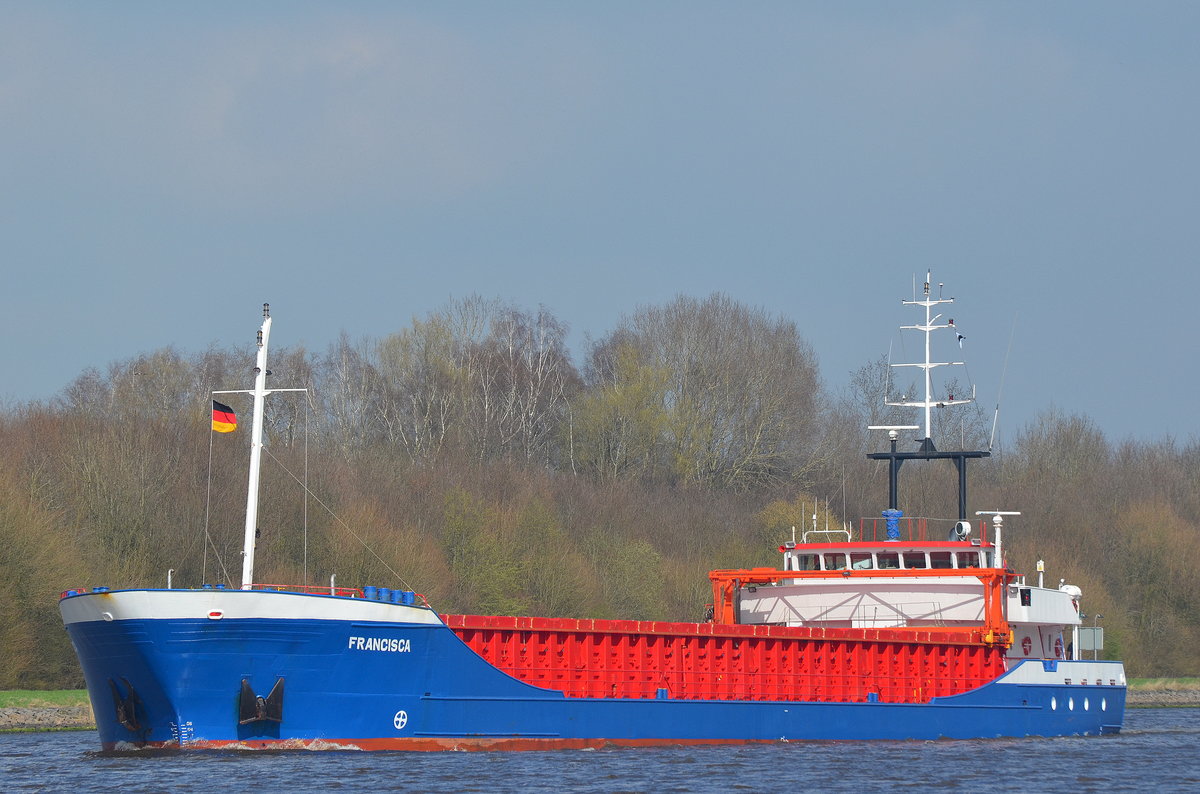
[781, 543, 996, 572]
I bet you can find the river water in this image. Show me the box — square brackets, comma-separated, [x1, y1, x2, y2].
[3, 708, 1197, 793]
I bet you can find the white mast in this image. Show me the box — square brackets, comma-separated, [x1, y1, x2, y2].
[211, 305, 308, 590]
[240, 304, 273, 590]
[887, 271, 974, 440]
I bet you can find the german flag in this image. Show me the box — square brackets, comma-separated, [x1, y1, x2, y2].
[212, 400, 238, 433]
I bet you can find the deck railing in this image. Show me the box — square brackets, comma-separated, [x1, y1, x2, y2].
[857, 516, 990, 543]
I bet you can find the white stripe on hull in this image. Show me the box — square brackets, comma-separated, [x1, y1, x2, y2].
[59, 589, 444, 625]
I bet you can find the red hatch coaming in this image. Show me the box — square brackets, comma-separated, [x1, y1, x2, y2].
[444, 614, 1008, 705]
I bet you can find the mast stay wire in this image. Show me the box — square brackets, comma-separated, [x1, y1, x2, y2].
[261, 445, 416, 594]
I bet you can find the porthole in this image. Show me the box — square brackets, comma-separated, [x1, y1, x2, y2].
[1083, 697, 1089, 711]
[1101, 698, 1107, 711]
[1050, 696, 1057, 710]
[1068, 697, 1075, 711]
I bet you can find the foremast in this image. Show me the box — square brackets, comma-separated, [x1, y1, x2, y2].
[240, 305, 272, 589]
[213, 304, 305, 590]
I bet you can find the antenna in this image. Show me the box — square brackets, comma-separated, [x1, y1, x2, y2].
[976, 511, 1021, 568]
[841, 464, 847, 533]
[989, 314, 1017, 451]
[884, 340, 894, 402]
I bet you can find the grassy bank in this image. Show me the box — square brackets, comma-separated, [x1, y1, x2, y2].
[1128, 677, 1200, 690]
[0, 690, 93, 733]
[0, 690, 90, 709]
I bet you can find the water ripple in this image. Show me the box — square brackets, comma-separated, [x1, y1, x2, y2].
[1, 708, 1196, 793]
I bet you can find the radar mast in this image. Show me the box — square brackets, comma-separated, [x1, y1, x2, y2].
[870, 272, 989, 523]
[886, 271, 975, 443]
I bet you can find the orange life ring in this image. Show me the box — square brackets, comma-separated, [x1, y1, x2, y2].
[1021, 636, 1032, 655]
[1054, 637, 1064, 659]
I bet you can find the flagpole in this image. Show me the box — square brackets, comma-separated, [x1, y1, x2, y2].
[241, 304, 272, 590]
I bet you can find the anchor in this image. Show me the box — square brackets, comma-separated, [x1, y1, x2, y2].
[108, 677, 142, 732]
[238, 678, 284, 725]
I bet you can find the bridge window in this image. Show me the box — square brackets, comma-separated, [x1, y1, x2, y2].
[929, 552, 953, 569]
[795, 554, 820, 571]
[822, 553, 848, 570]
[850, 553, 873, 570]
[956, 551, 980, 568]
[903, 552, 928, 569]
[877, 552, 900, 570]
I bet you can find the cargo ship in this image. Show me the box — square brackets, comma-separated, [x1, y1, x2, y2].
[60, 280, 1126, 750]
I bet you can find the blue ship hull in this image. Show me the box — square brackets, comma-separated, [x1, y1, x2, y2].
[62, 589, 1126, 750]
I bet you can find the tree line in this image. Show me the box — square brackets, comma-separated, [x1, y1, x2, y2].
[0, 294, 1195, 687]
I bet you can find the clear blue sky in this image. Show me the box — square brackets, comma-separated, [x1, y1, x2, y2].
[2, 2, 1196, 443]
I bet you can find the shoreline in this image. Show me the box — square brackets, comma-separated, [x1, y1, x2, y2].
[1124, 689, 1200, 708]
[0, 705, 94, 732]
[3, 690, 1198, 733]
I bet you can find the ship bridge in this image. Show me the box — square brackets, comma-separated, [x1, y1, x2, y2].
[781, 542, 995, 573]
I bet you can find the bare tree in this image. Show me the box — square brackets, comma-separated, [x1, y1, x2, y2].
[375, 316, 460, 462]
[582, 294, 822, 490]
[314, 334, 383, 456]
[570, 336, 670, 480]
